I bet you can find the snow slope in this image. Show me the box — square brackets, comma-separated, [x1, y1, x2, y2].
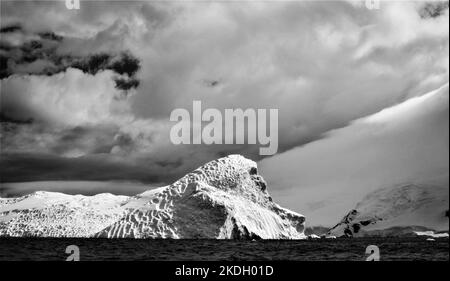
[0, 155, 306, 239]
[327, 183, 449, 237]
[414, 231, 449, 238]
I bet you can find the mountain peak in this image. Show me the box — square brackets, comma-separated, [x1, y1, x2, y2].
[172, 154, 269, 202]
[0, 155, 306, 239]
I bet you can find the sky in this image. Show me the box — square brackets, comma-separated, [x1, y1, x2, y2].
[0, 1, 449, 223]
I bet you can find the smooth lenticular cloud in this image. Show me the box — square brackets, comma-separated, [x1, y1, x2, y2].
[259, 84, 449, 226]
[0, 1, 448, 189]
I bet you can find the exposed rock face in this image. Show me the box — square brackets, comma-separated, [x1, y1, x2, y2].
[0, 155, 306, 239]
[327, 183, 449, 237]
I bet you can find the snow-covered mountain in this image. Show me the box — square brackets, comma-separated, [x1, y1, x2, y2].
[327, 183, 449, 237]
[0, 155, 306, 239]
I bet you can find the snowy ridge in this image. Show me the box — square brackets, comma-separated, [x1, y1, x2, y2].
[0, 192, 128, 237]
[327, 183, 449, 237]
[414, 231, 449, 238]
[0, 155, 306, 239]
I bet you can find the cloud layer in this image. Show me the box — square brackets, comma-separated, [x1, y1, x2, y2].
[260, 84, 449, 226]
[1, 1, 449, 191]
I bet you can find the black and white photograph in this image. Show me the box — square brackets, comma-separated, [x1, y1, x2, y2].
[0, 0, 448, 270]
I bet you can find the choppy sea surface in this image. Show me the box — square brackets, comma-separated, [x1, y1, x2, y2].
[0, 237, 448, 261]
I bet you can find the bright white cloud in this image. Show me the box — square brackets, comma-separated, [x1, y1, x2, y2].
[1, 68, 130, 126]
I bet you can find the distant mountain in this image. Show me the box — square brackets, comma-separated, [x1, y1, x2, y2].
[304, 226, 329, 236]
[0, 155, 306, 239]
[327, 183, 449, 237]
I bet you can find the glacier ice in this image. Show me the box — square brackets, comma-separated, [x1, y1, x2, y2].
[0, 155, 306, 239]
[327, 183, 449, 237]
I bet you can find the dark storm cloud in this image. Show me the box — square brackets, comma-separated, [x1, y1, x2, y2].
[0, 26, 141, 90]
[37, 32, 63, 42]
[114, 77, 140, 91]
[0, 24, 23, 33]
[0, 112, 33, 125]
[419, 1, 449, 18]
[0, 152, 162, 183]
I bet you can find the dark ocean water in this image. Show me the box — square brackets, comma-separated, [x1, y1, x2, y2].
[0, 237, 448, 261]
